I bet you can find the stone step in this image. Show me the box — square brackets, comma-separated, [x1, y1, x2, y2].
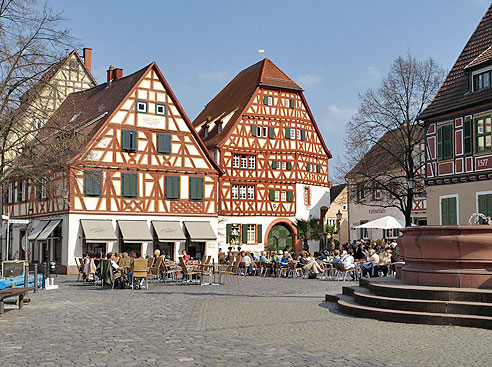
[360, 278, 492, 303]
[351, 286, 492, 316]
[331, 293, 492, 330]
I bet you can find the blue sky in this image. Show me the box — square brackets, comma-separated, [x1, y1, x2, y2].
[51, 0, 490, 169]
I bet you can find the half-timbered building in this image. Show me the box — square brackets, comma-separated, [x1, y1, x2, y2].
[3, 62, 221, 272]
[192, 58, 332, 253]
[420, 4, 492, 225]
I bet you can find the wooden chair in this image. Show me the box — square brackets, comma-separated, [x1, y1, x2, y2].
[287, 262, 303, 278]
[160, 261, 179, 282]
[147, 257, 154, 269]
[131, 258, 148, 289]
[179, 256, 201, 283]
[148, 256, 162, 282]
[231, 254, 242, 275]
[75, 258, 85, 282]
[217, 257, 236, 284]
[99, 259, 115, 289]
[336, 263, 356, 281]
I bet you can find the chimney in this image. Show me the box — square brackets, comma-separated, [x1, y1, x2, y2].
[82, 48, 92, 73]
[107, 65, 115, 83]
[114, 68, 123, 80]
[106, 65, 123, 85]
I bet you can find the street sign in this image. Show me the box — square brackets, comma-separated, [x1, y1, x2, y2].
[9, 219, 30, 224]
[2, 215, 9, 220]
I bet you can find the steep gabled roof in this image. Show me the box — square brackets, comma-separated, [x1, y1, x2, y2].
[330, 184, 346, 204]
[420, 4, 492, 120]
[192, 58, 302, 147]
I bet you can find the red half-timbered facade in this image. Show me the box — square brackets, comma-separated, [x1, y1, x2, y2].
[193, 58, 332, 252]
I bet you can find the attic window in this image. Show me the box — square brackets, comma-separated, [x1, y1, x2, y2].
[156, 103, 167, 116]
[70, 61, 78, 70]
[472, 68, 492, 92]
[136, 100, 148, 113]
[263, 96, 273, 106]
[217, 122, 222, 134]
[203, 125, 208, 138]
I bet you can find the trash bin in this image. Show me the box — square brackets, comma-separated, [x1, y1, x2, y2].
[49, 261, 56, 273]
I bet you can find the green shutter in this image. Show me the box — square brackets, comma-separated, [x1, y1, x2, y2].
[165, 176, 180, 200]
[263, 96, 269, 105]
[257, 224, 262, 243]
[285, 128, 291, 139]
[121, 130, 130, 151]
[287, 191, 294, 202]
[301, 130, 306, 141]
[287, 162, 292, 170]
[131, 130, 137, 151]
[157, 133, 172, 154]
[268, 127, 275, 139]
[437, 126, 443, 160]
[242, 224, 248, 243]
[306, 163, 311, 171]
[226, 224, 232, 243]
[464, 120, 472, 155]
[448, 197, 457, 225]
[479, 195, 487, 222]
[442, 124, 453, 160]
[189, 177, 203, 201]
[441, 198, 448, 224]
[290, 99, 295, 108]
[316, 164, 321, 173]
[269, 189, 275, 201]
[252, 124, 257, 137]
[272, 161, 278, 169]
[122, 173, 137, 198]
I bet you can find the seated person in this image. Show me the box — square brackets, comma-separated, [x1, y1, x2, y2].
[362, 249, 379, 278]
[378, 249, 392, 276]
[299, 251, 323, 275]
[342, 249, 360, 279]
[241, 251, 253, 275]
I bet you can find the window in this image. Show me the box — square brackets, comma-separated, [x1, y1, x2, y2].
[84, 170, 102, 197]
[440, 196, 457, 225]
[136, 100, 148, 113]
[121, 129, 137, 152]
[189, 177, 204, 201]
[357, 183, 365, 201]
[239, 185, 247, 200]
[372, 185, 382, 200]
[247, 224, 256, 243]
[473, 69, 492, 92]
[327, 219, 336, 227]
[248, 155, 256, 169]
[156, 103, 167, 116]
[280, 191, 286, 202]
[240, 155, 248, 169]
[263, 96, 273, 106]
[165, 176, 180, 200]
[233, 154, 240, 168]
[217, 122, 222, 134]
[359, 221, 368, 239]
[17, 180, 28, 202]
[290, 99, 295, 108]
[306, 163, 312, 172]
[284, 98, 290, 107]
[297, 129, 301, 140]
[304, 186, 311, 206]
[247, 185, 255, 200]
[122, 172, 138, 198]
[232, 185, 239, 199]
[290, 129, 296, 139]
[437, 124, 453, 160]
[383, 229, 400, 238]
[35, 179, 48, 200]
[281, 161, 287, 170]
[477, 193, 492, 224]
[156, 133, 172, 154]
[476, 116, 492, 153]
[342, 205, 347, 210]
[7, 181, 14, 203]
[275, 190, 280, 201]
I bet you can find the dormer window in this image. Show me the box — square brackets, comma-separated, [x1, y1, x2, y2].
[472, 69, 492, 92]
[203, 125, 208, 138]
[136, 100, 148, 113]
[217, 121, 222, 134]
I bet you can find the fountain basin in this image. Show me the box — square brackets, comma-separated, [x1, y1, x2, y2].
[397, 226, 492, 288]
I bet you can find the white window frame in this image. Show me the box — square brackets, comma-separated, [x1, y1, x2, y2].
[233, 154, 240, 168]
[136, 100, 148, 113]
[274, 190, 280, 202]
[290, 129, 296, 139]
[281, 161, 287, 170]
[247, 185, 255, 200]
[156, 103, 167, 116]
[248, 155, 256, 169]
[240, 155, 248, 169]
[232, 185, 239, 199]
[476, 190, 492, 214]
[304, 186, 310, 206]
[327, 219, 336, 227]
[439, 194, 459, 225]
[239, 185, 247, 200]
[247, 224, 256, 243]
[21, 179, 28, 202]
[281, 191, 286, 202]
[8, 181, 14, 203]
[297, 129, 301, 140]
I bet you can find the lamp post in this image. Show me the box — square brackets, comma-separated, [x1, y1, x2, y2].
[336, 210, 342, 248]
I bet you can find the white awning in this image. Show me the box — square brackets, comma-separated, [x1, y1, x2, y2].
[81, 220, 117, 243]
[28, 220, 50, 241]
[118, 220, 152, 242]
[183, 221, 216, 241]
[354, 216, 404, 230]
[152, 221, 186, 241]
[37, 219, 62, 241]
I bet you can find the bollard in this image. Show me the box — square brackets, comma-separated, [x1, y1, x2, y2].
[34, 264, 38, 293]
[24, 264, 29, 292]
[42, 262, 47, 289]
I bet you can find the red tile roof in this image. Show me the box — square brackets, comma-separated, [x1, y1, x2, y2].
[192, 58, 302, 147]
[420, 4, 492, 120]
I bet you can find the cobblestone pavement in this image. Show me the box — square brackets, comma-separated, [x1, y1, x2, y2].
[1, 275, 492, 366]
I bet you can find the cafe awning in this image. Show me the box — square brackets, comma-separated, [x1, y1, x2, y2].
[81, 220, 117, 243]
[37, 219, 62, 241]
[183, 221, 216, 241]
[28, 220, 50, 241]
[117, 220, 152, 242]
[152, 221, 186, 241]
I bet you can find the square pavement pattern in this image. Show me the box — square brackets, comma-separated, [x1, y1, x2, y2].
[1, 276, 491, 366]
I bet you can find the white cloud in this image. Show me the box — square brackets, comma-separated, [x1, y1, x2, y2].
[200, 71, 228, 82]
[296, 74, 322, 88]
[367, 66, 381, 79]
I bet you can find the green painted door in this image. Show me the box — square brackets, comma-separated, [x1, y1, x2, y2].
[267, 224, 293, 252]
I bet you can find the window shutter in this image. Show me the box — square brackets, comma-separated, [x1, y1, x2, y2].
[479, 195, 487, 223]
[306, 163, 311, 171]
[242, 224, 248, 243]
[122, 130, 130, 151]
[301, 130, 306, 141]
[131, 130, 137, 151]
[272, 161, 278, 169]
[269, 189, 275, 201]
[122, 173, 137, 198]
[316, 164, 321, 173]
[487, 194, 492, 218]
[252, 124, 257, 137]
[189, 177, 203, 201]
[174, 176, 180, 199]
[285, 128, 291, 139]
[443, 125, 453, 160]
[263, 96, 269, 105]
[257, 224, 262, 243]
[157, 133, 172, 154]
[290, 99, 295, 108]
[287, 191, 294, 202]
[226, 224, 232, 243]
[131, 173, 138, 197]
[448, 197, 457, 225]
[437, 127, 443, 160]
[268, 127, 275, 139]
[287, 162, 292, 170]
[464, 120, 472, 155]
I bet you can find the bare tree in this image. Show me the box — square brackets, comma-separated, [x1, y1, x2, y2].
[0, 0, 74, 181]
[341, 53, 446, 226]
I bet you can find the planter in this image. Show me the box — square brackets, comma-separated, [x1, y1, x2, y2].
[398, 226, 492, 288]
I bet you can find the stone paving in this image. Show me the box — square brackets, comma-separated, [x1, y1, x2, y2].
[1, 275, 492, 366]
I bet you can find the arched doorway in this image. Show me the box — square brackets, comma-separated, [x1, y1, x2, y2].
[266, 222, 295, 252]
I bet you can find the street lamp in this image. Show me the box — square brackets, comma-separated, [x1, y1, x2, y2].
[336, 210, 342, 247]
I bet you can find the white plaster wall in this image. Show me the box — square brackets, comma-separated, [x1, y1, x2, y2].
[295, 184, 331, 220]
